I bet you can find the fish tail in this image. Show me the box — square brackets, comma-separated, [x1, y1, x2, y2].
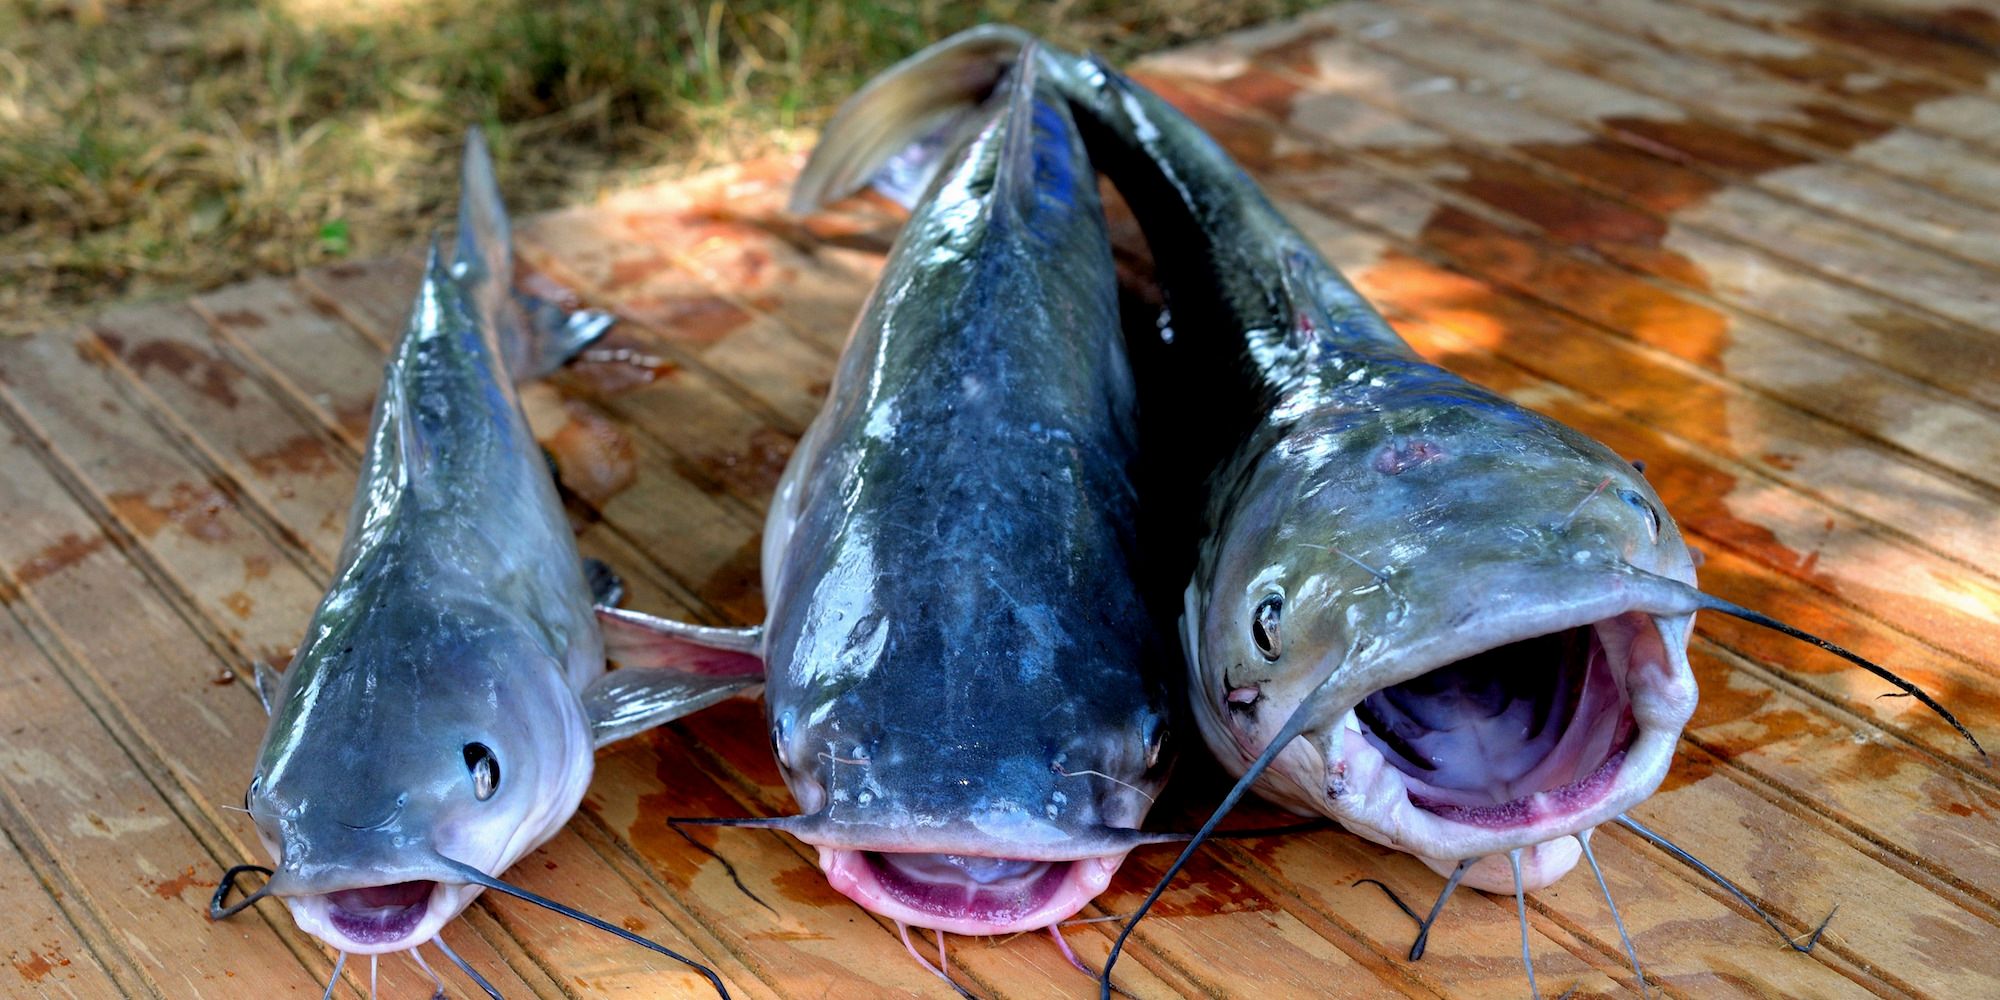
[454, 127, 613, 381]
[789, 24, 1034, 213]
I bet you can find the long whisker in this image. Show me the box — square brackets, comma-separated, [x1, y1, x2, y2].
[433, 935, 502, 1000]
[1351, 878, 1421, 925]
[1099, 673, 1334, 998]
[897, 921, 976, 1000]
[936, 929, 949, 981]
[1050, 927, 1135, 999]
[1410, 858, 1472, 961]
[1052, 763, 1156, 804]
[434, 855, 730, 998]
[1508, 849, 1542, 1000]
[320, 951, 348, 1000]
[1615, 814, 1835, 952]
[370, 954, 378, 1000]
[1580, 829, 1648, 998]
[209, 864, 274, 920]
[408, 945, 447, 1000]
[1691, 591, 1985, 761]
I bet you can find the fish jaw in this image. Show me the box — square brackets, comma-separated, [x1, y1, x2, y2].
[279, 881, 482, 955]
[819, 847, 1124, 935]
[1246, 610, 1695, 892]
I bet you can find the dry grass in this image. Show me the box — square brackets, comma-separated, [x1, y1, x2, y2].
[1, 0, 1326, 334]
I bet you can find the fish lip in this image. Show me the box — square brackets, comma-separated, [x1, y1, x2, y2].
[818, 847, 1124, 935]
[282, 880, 481, 955]
[1315, 607, 1696, 883]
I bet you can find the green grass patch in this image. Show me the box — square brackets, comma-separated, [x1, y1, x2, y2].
[1, 0, 1326, 334]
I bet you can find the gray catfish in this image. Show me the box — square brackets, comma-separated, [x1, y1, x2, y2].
[210, 129, 748, 999]
[600, 56, 1177, 979]
[794, 28, 1986, 996]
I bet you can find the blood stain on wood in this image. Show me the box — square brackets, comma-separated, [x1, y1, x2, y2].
[149, 865, 204, 901]
[14, 532, 107, 584]
[109, 482, 235, 543]
[10, 947, 68, 982]
[542, 400, 638, 508]
[675, 427, 797, 500]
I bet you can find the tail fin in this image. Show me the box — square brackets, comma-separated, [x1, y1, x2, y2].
[790, 25, 1033, 213]
[453, 127, 614, 380]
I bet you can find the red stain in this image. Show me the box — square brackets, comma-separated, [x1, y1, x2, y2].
[14, 532, 107, 584]
[149, 865, 204, 901]
[542, 400, 638, 509]
[699, 535, 767, 624]
[222, 591, 254, 618]
[10, 947, 68, 982]
[674, 426, 797, 500]
[561, 330, 680, 398]
[109, 336, 243, 409]
[245, 434, 339, 479]
[108, 482, 235, 543]
[210, 308, 268, 330]
[243, 553, 272, 581]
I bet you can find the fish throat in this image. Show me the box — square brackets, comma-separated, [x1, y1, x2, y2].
[1351, 612, 1654, 829]
[322, 880, 437, 945]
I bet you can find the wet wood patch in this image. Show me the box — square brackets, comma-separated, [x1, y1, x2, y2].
[3, 3, 1998, 996]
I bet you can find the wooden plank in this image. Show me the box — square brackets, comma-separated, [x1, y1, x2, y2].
[1335, 0, 2000, 274]
[1689, 0, 2000, 95]
[1395, 0, 2000, 213]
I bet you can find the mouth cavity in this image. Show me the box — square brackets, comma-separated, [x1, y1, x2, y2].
[324, 880, 436, 945]
[821, 849, 1120, 936]
[1353, 614, 1643, 830]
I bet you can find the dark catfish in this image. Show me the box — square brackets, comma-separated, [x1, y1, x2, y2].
[604, 56, 1176, 963]
[794, 27, 1986, 996]
[211, 130, 747, 999]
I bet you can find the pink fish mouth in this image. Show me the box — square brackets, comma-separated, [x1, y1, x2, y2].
[1327, 611, 1695, 890]
[820, 849, 1123, 935]
[324, 880, 436, 945]
[282, 879, 478, 954]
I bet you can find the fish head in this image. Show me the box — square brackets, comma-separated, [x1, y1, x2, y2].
[1190, 383, 1699, 891]
[763, 636, 1174, 936]
[246, 607, 594, 954]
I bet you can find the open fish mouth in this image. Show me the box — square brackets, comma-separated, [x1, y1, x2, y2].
[1328, 611, 1693, 889]
[820, 849, 1123, 935]
[283, 879, 471, 954]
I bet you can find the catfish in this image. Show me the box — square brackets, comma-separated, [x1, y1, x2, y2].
[792, 27, 1986, 997]
[210, 130, 748, 999]
[601, 53, 1179, 988]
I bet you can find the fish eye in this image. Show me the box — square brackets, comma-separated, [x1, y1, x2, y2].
[1251, 594, 1283, 661]
[770, 713, 794, 770]
[1617, 488, 1660, 540]
[244, 773, 260, 811]
[463, 743, 499, 801]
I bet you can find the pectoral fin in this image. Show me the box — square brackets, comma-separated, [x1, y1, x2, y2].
[582, 667, 758, 747]
[595, 606, 764, 677]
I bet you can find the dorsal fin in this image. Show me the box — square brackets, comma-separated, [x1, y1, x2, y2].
[454, 127, 613, 380]
[987, 41, 1044, 225]
[789, 25, 1032, 213]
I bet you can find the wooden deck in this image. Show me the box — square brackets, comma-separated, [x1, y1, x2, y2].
[5, 0, 2000, 996]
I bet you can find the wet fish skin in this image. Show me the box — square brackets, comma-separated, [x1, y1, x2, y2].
[625, 61, 1178, 938]
[238, 130, 755, 963]
[799, 28, 1703, 895]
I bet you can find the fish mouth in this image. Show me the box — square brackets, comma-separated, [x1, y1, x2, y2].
[1329, 611, 1692, 890]
[820, 848, 1123, 935]
[282, 880, 476, 954]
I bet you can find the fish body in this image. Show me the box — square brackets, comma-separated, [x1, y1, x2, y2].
[627, 61, 1176, 937]
[792, 29, 1702, 895]
[238, 131, 752, 973]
